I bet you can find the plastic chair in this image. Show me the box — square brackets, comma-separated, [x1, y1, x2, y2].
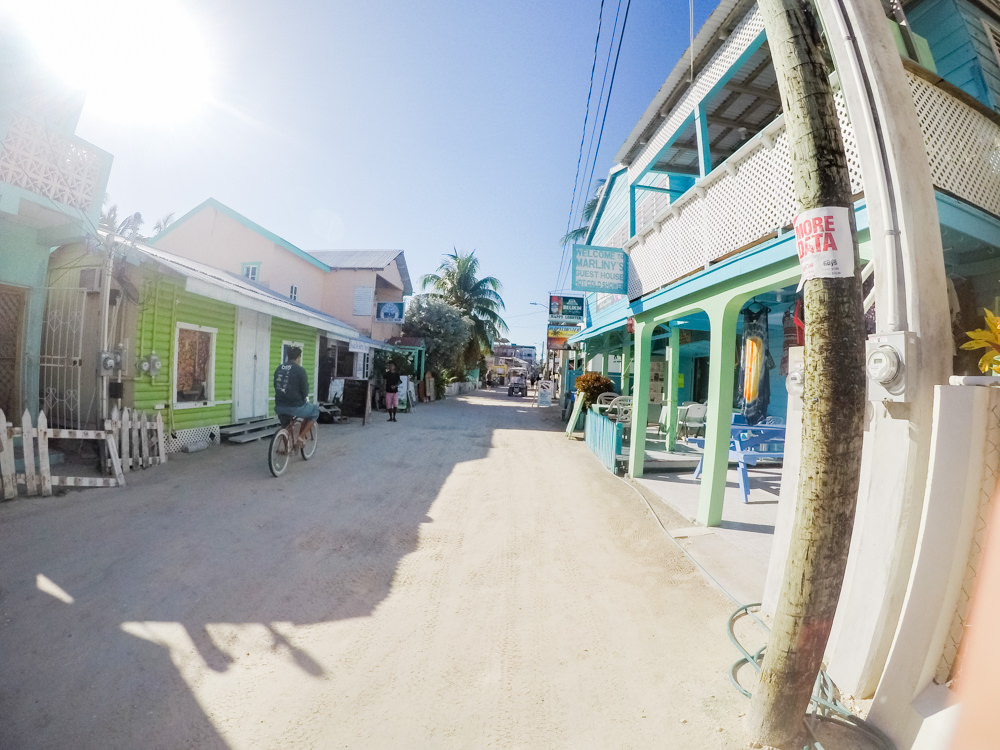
[678, 402, 707, 439]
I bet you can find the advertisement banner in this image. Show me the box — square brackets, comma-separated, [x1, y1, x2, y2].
[375, 301, 404, 323]
[793, 206, 854, 290]
[547, 324, 580, 350]
[572, 244, 628, 294]
[548, 294, 585, 324]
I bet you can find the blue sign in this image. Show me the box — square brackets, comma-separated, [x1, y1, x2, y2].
[375, 302, 404, 322]
[572, 245, 627, 294]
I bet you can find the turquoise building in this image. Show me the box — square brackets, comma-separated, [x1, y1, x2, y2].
[569, 0, 1000, 744]
[0, 32, 112, 422]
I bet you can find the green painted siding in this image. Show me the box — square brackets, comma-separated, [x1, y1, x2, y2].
[268, 317, 319, 411]
[133, 272, 238, 433]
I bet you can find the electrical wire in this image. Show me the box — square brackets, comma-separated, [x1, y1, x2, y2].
[578, 0, 631, 242]
[558, 0, 607, 292]
[557, 0, 633, 293]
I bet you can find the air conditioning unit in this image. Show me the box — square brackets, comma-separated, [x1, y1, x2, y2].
[79, 268, 102, 293]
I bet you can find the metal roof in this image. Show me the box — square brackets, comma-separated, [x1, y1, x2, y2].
[613, 0, 760, 167]
[120, 237, 363, 342]
[309, 249, 413, 296]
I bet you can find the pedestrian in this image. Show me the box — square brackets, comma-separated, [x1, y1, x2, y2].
[384, 361, 401, 422]
[273, 346, 320, 448]
[486, 373, 493, 389]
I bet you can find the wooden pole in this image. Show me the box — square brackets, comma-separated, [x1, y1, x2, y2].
[746, 0, 867, 746]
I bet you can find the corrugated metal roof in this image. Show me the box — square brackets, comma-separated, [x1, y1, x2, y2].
[120, 237, 362, 341]
[309, 249, 413, 296]
[613, 0, 755, 166]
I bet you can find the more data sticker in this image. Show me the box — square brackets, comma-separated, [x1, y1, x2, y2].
[794, 206, 853, 290]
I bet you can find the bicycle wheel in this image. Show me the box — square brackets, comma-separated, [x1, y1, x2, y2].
[300, 422, 318, 459]
[268, 428, 291, 477]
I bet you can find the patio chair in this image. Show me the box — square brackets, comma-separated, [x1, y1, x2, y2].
[596, 392, 618, 406]
[607, 396, 633, 444]
[606, 396, 632, 423]
[678, 402, 707, 439]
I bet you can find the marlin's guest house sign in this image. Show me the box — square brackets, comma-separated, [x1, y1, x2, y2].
[572, 245, 628, 295]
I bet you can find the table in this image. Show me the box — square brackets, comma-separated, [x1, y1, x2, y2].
[692, 421, 786, 503]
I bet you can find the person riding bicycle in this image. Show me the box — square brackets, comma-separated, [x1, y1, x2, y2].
[273, 346, 319, 449]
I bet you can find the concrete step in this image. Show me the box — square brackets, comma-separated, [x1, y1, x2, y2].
[226, 428, 278, 444]
[220, 417, 280, 444]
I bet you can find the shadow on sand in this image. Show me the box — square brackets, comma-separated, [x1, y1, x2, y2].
[0, 388, 566, 749]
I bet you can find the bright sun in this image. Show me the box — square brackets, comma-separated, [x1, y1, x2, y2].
[8, 0, 216, 127]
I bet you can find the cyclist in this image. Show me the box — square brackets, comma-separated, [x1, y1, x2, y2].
[273, 346, 319, 449]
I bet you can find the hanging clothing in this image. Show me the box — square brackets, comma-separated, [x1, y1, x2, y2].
[738, 305, 773, 425]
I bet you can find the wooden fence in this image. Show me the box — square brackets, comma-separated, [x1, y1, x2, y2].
[0, 407, 165, 499]
[105, 407, 167, 473]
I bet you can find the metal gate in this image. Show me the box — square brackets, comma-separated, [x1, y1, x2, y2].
[0, 285, 25, 419]
[39, 287, 87, 429]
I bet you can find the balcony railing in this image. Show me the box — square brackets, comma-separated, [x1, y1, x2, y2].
[619, 67, 1000, 300]
[0, 112, 110, 219]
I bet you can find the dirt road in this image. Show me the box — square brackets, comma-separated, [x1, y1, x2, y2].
[1, 389, 751, 749]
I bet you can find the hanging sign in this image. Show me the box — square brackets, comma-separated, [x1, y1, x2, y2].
[793, 207, 854, 290]
[548, 294, 585, 324]
[349, 340, 371, 354]
[572, 245, 628, 294]
[547, 324, 580, 350]
[375, 302, 404, 322]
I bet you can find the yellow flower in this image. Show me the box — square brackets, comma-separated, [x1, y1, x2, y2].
[961, 309, 1000, 373]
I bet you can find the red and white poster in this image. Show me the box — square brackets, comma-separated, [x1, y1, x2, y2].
[793, 206, 853, 290]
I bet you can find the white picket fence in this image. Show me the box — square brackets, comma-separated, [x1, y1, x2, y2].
[0, 407, 165, 499]
[104, 407, 167, 473]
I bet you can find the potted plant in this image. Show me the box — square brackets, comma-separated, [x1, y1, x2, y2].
[574, 371, 615, 409]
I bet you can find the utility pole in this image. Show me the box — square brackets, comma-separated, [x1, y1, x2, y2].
[746, 0, 867, 746]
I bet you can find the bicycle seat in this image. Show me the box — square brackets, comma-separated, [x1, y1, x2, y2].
[277, 413, 295, 427]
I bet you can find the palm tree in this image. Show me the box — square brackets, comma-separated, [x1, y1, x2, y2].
[560, 178, 606, 247]
[100, 201, 144, 242]
[421, 249, 508, 369]
[152, 212, 175, 236]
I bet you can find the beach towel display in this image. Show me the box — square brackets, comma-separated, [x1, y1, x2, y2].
[739, 304, 773, 425]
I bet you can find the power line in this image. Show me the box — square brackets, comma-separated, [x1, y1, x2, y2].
[557, 0, 607, 292]
[558, 0, 633, 293]
[563, 0, 606, 243]
[577, 0, 624, 235]
[579, 0, 632, 242]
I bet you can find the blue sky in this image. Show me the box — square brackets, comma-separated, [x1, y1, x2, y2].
[38, 0, 715, 353]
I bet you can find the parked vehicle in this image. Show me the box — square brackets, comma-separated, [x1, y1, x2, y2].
[507, 368, 527, 397]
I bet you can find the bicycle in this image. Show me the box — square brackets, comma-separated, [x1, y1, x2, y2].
[267, 414, 318, 477]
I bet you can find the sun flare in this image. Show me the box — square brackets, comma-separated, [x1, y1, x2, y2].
[7, 0, 216, 127]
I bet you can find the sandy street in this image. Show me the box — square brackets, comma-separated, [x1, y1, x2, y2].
[1, 389, 752, 749]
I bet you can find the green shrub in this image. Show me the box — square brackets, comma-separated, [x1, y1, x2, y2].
[575, 371, 615, 408]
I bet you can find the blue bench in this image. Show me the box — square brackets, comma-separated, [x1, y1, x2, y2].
[692, 419, 785, 503]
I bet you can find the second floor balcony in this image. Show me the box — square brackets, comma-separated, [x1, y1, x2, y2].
[589, 3, 1000, 301]
[0, 108, 111, 233]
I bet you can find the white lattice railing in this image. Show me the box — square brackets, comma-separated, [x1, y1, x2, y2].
[618, 68, 1000, 300]
[0, 112, 109, 215]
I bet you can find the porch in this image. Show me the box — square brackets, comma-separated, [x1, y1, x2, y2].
[629, 442, 781, 608]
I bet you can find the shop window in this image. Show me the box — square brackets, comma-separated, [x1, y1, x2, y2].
[175, 324, 216, 404]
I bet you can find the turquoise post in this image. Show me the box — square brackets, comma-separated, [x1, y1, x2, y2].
[696, 299, 741, 527]
[627, 317, 654, 478]
[666, 325, 680, 449]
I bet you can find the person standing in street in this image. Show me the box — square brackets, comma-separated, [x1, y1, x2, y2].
[273, 346, 319, 448]
[384, 361, 401, 422]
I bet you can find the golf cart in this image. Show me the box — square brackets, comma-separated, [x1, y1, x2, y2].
[507, 368, 527, 397]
